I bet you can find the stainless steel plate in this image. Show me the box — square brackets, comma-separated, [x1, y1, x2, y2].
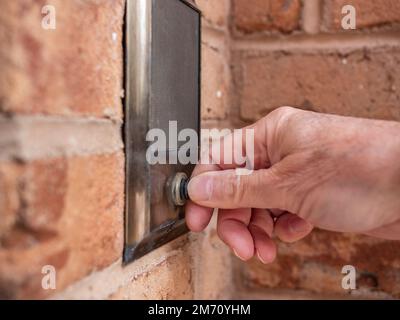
[124, 0, 201, 263]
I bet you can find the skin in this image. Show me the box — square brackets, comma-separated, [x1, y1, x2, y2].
[185, 107, 400, 264]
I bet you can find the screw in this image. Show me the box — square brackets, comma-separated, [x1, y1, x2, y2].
[170, 172, 190, 206]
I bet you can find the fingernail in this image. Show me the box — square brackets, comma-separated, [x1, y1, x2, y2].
[288, 216, 310, 233]
[233, 249, 246, 261]
[256, 250, 268, 264]
[188, 175, 213, 201]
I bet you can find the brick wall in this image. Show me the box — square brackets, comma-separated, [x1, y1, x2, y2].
[229, 0, 400, 299]
[1, 0, 400, 300]
[0, 0, 233, 299]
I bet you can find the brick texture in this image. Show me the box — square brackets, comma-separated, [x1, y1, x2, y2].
[53, 232, 233, 300]
[324, 0, 400, 31]
[109, 246, 194, 300]
[3, 0, 400, 301]
[0, 153, 124, 299]
[108, 228, 234, 300]
[202, 41, 229, 120]
[232, 0, 302, 35]
[0, 0, 124, 119]
[230, 0, 400, 300]
[0, 0, 235, 300]
[195, 0, 230, 29]
[243, 231, 400, 298]
[233, 48, 400, 122]
[193, 222, 234, 299]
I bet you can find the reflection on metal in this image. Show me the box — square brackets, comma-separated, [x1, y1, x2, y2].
[169, 172, 190, 207]
[124, 0, 201, 263]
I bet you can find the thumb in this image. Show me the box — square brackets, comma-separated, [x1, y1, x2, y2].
[188, 168, 294, 210]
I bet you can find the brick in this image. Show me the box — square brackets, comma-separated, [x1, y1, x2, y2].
[0, 152, 124, 299]
[302, 0, 321, 34]
[108, 228, 233, 300]
[232, 0, 302, 35]
[53, 232, 232, 300]
[0, 164, 21, 240]
[109, 246, 194, 300]
[0, 0, 124, 119]
[195, 0, 229, 29]
[233, 48, 400, 122]
[201, 40, 229, 120]
[324, 0, 400, 31]
[242, 230, 400, 298]
[192, 223, 234, 299]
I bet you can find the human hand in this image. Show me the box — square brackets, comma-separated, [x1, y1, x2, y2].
[185, 107, 400, 264]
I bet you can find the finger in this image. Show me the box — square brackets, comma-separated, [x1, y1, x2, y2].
[188, 162, 296, 211]
[364, 219, 400, 240]
[185, 163, 220, 232]
[249, 209, 277, 264]
[269, 208, 285, 217]
[217, 208, 254, 261]
[274, 212, 313, 243]
[206, 121, 270, 170]
[200, 107, 300, 171]
[185, 200, 213, 232]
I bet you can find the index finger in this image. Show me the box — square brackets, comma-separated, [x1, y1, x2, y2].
[185, 119, 271, 232]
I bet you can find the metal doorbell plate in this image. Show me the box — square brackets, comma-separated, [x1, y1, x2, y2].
[124, 0, 201, 263]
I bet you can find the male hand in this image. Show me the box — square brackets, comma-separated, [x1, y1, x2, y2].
[185, 107, 400, 264]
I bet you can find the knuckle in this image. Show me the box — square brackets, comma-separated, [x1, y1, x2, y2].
[213, 175, 235, 201]
[271, 106, 298, 120]
[214, 173, 247, 206]
[231, 175, 247, 206]
[276, 106, 295, 114]
[233, 174, 257, 206]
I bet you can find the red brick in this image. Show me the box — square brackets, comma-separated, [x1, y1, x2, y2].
[109, 243, 194, 300]
[232, 0, 302, 35]
[243, 230, 400, 298]
[192, 227, 234, 299]
[0, 163, 19, 232]
[0, 152, 124, 299]
[201, 41, 229, 120]
[325, 0, 400, 31]
[195, 0, 229, 29]
[233, 48, 400, 122]
[0, 0, 125, 119]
